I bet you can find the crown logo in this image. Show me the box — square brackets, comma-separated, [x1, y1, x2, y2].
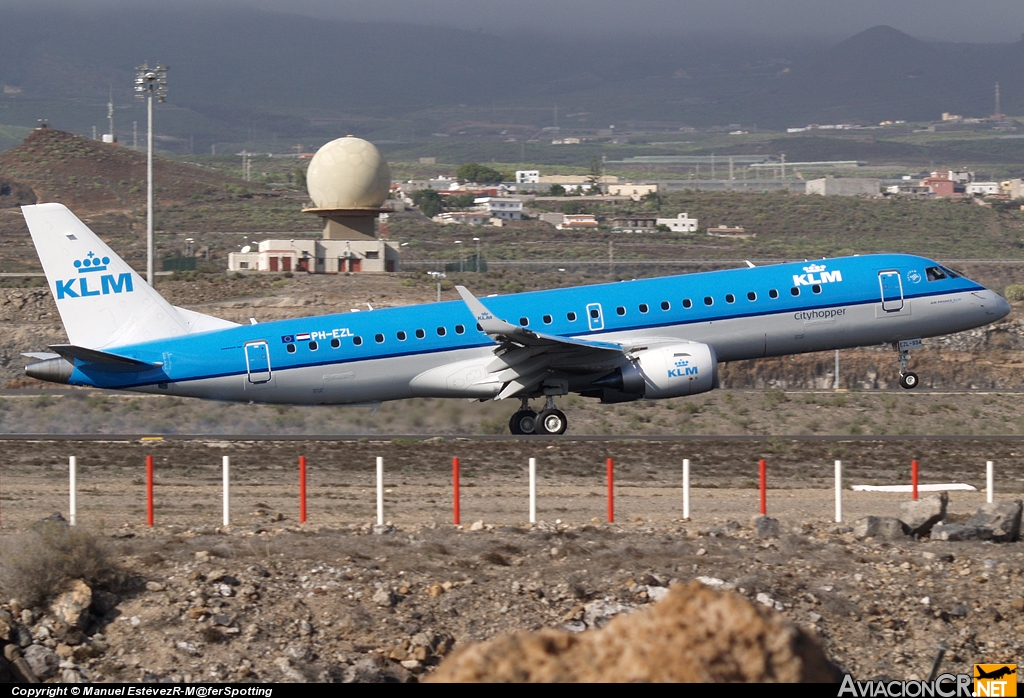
[803, 263, 826, 273]
[74, 251, 110, 274]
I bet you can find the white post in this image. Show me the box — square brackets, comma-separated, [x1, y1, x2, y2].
[834, 460, 842, 523]
[376, 456, 384, 526]
[986, 460, 994, 504]
[69, 456, 77, 526]
[529, 458, 537, 524]
[682, 458, 690, 520]
[222, 456, 230, 527]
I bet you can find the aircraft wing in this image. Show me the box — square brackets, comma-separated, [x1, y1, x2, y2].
[456, 286, 628, 399]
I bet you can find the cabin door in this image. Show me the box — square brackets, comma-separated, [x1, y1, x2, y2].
[244, 341, 272, 384]
[586, 303, 604, 331]
[878, 271, 904, 312]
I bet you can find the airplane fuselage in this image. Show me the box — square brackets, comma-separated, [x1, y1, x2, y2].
[47, 253, 1008, 404]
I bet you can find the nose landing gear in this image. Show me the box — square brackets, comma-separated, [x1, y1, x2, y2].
[894, 343, 920, 390]
[509, 396, 568, 435]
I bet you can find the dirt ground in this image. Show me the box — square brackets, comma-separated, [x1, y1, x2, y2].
[0, 438, 1022, 683]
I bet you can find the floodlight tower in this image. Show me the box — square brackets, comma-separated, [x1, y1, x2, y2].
[135, 62, 168, 286]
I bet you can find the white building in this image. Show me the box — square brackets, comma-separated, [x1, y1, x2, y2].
[436, 211, 488, 226]
[473, 197, 522, 220]
[966, 182, 1000, 196]
[655, 212, 699, 233]
[228, 238, 400, 274]
[607, 183, 657, 200]
[556, 214, 599, 230]
[515, 170, 540, 184]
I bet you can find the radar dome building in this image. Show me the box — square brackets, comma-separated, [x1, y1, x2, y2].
[228, 136, 400, 274]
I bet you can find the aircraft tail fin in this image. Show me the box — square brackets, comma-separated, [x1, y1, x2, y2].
[21, 203, 237, 349]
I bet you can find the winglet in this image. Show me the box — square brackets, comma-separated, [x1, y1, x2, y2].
[455, 285, 519, 335]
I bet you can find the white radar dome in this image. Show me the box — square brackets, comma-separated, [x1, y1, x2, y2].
[306, 136, 391, 209]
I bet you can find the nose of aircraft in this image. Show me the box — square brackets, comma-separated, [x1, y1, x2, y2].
[993, 292, 1012, 320]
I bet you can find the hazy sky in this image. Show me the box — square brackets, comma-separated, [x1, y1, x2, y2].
[4, 0, 1024, 43]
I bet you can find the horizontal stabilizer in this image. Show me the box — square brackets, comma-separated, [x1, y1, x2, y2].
[49, 344, 163, 371]
[22, 352, 61, 361]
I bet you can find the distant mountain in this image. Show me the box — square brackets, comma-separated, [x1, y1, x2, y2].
[0, 9, 1022, 152]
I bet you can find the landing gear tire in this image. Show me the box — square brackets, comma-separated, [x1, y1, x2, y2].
[899, 372, 919, 390]
[536, 408, 568, 435]
[509, 410, 538, 435]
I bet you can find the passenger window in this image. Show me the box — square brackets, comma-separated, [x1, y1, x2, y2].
[286, 343, 296, 353]
[725, 294, 735, 304]
[455, 324, 465, 334]
[397, 331, 407, 341]
[639, 303, 649, 313]
[682, 299, 692, 309]
[437, 326, 447, 336]
[567, 312, 577, 321]
[476, 323, 483, 332]
[543, 315, 553, 324]
[704, 296, 713, 306]
[330, 338, 340, 349]
[520, 317, 529, 326]
[791, 287, 800, 296]
[353, 336, 363, 346]
[769, 289, 779, 299]
[926, 266, 947, 281]
[375, 334, 384, 343]
[747, 291, 756, 301]
[309, 341, 318, 351]
[415, 329, 425, 339]
[590, 308, 599, 319]
[616, 306, 626, 316]
[661, 301, 670, 310]
[812, 284, 822, 294]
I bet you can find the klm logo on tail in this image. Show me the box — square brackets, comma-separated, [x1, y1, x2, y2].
[55, 252, 134, 300]
[792, 263, 842, 287]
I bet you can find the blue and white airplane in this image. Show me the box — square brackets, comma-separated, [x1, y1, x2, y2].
[21, 203, 1011, 435]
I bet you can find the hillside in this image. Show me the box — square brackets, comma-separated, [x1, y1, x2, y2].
[0, 128, 312, 271]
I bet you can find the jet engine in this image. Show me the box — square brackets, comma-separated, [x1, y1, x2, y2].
[592, 342, 718, 401]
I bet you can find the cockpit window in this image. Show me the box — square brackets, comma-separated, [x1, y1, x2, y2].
[925, 266, 947, 281]
[939, 265, 961, 278]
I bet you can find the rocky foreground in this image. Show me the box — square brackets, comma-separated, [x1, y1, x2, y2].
[0, 494, 1022, 683]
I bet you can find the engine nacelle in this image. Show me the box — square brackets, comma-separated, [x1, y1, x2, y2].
[602, 342, 718, 400]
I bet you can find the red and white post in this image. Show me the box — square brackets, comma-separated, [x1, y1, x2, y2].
[299, 456, 307, 524]
[146, 455, 154, 527]
[911, 460, 919, 501]
[606, 458, 614, 523]
[759, 459, 767, 515]
[986, 460, 994, 504]
[452, 457, 460, 526]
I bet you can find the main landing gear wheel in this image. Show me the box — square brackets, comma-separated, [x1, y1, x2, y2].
[509, 409, 538, 435]
[893, 342, 920, 390]
[536, 408, 568, 435]
[899, 372, 919, 390]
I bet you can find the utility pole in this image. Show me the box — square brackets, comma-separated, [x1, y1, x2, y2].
[781, 153, 786, 180]
[135, 62, 168, 287]
[608, 240, 614, 277]
[133, 121, 138, 151]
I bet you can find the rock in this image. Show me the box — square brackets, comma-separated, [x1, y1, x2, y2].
[0, 610, 11, 641]
[3, 644, 20, 662]
[756, 592, 785, 611]
[899, 492, 948, 536]
[754, 516, 781, 538]
[853, 516, 910, 540]
[1010, 598, 1024, 612]
[965, 500, 1023, 542]
[930, 524, 988, 542]
[695, 577, 734, 590]
[55, 643, 74, 660]
[61, 669, 82, 683]
[646, 586, 670, 602]
[371, 524, 395, 535]
[342, 656, 409, 683]
[212, 614, 235, 627]
[582, 599, 632, 629]
[145, 581, 165, 592]
[426, 583, 444, 597]
[51, 579, 92, 628]
[14, 624, 33, 648]
[20, 609, 33, 626]
[274, 656, 307, 683]
[428, 582, 841, 682]
[469, 521, 485, 531]
[372, 588, 397, 607]
[23, 644, 59, 680]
